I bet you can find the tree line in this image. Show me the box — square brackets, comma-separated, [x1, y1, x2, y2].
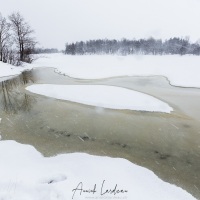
[64, 38, 200, 56]
[34, 48, 59, 54]
[0, 12, 36, 65]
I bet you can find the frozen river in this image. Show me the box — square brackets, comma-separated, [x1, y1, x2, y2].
[0, 68, 200, 199]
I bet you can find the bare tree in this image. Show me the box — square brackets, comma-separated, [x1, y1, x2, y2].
[9, 12, 36, 63]
[0, 13, 11, 62]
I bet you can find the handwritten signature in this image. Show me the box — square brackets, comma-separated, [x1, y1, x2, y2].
[72, 180, 128, 199]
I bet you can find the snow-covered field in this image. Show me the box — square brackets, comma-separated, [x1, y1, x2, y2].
[0, 140, 196, 200]
[0, 61, 31, 79]
[1, 54, 200, 88]
[26, 84, 173, 113]
[31, 54, 200, 88]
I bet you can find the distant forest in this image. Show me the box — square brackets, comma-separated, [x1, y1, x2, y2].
[34, 48, 59, 54]
[64, 38, 200, 56]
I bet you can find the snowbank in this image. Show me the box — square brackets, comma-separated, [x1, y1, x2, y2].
[26, 84, 173, 113]
[0, 140, 196, 200]
[32, 54, 200, 88]
[0, 61, 31, 79]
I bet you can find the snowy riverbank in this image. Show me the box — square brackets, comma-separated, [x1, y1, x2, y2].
[32, 54, 200, 88]
[0, 61, 31, 80]
[0, 55, 199, 199]
[1, 54, 200, 88]
[0, 140, 196, 200]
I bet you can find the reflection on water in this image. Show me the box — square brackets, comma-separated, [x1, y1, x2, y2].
[0, 68, 200, 199]
[0, 71, 36, 114]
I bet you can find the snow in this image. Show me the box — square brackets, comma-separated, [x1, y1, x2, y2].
[32, 54, 200, 88]
[0, 61, 31, 79]
[0, 140, 196, 200]
[1, 54, 200, 88]
[26, 84, 173, 113]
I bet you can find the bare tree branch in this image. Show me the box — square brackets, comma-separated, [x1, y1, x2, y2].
[9, 12, 36, 63]
[0, 12, 11, 62]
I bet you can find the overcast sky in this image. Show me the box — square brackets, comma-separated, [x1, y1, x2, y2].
[1, 0, 200, 50]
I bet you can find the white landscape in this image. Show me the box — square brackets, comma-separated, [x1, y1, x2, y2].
[0, 61, 31, 80]
[0, 53, 199, 199]
[0, 140, 196, 200]
[0, 54, 198, 199]
[32, 54, 200, 88]
[1, 0, 200, 199]
[1, 53, 200, 88]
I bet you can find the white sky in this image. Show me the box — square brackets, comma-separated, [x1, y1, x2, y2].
[1, 0, 200, 50]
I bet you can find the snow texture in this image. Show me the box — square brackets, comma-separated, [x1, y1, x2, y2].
[26, 84, 173, 113]
[0, 140, 196, 200]
[1, 54, 200, 88]
[31, 54, 200, 88]
[0, 61, 31, 79]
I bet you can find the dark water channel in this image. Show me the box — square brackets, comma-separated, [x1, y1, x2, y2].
[0, 68, 200, 199]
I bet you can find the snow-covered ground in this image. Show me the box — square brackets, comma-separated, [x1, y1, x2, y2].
[1, 54, 200, 88]
[26, 84, 173, 113]
[0, 140, 196, 200]
[0, 61, 31, 79]
[31, 54, 200, 88]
